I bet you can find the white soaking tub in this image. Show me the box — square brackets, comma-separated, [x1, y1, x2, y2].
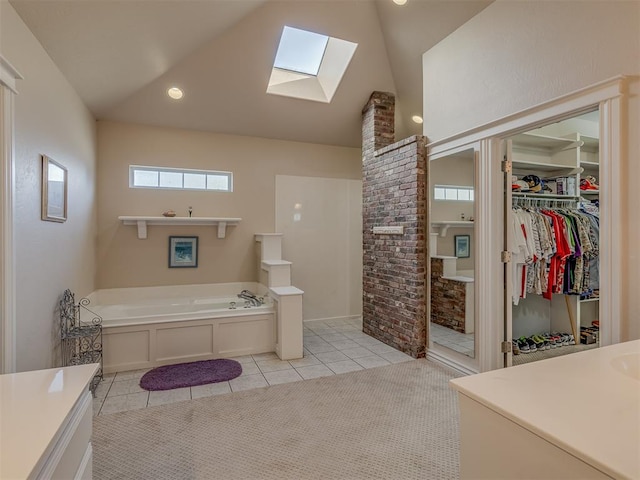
[89, 283, 276, 374]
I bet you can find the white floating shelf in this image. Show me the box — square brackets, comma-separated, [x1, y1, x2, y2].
[431, 220, 474, 237]
[118, 216, 241, 239]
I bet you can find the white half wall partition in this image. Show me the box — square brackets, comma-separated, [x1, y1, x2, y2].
[275, 175, 362, 322]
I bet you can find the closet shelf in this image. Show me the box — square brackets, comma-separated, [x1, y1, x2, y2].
[511, 133, 581, 153]
[512, 159, 579, 172]
[580, 190, 600, 195]
[579, 135, 600, 152]
[431, 220, 474, 237]
[118, 216, 242, 239]
[580, 160, 600, 168]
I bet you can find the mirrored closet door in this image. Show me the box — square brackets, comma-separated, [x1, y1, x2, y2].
[428, 146, 477, 361]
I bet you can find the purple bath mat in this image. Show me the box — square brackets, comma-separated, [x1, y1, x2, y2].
[139, 359, 242, 391]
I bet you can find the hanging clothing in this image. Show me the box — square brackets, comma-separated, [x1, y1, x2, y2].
[510, 203, 599, 304]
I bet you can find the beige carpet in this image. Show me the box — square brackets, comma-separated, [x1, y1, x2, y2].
[93, 359, 461, 480]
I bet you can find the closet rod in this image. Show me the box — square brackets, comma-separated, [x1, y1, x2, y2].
[513, 196, 578, 208]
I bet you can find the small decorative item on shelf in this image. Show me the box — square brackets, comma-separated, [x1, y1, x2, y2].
[162, 210, 176, 217]
[188, 206, 193, 218]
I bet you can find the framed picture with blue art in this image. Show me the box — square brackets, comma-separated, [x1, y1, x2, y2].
[454, 235, 470, 258]
[169, 236, 198, 268]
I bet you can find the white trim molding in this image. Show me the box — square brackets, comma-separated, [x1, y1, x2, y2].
[598, 94, 624, 346]
[0, 54, 22, 373]
[0, 56, 23, 94]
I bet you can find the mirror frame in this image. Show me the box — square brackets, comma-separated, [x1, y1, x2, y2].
[41, 155, 67, 223]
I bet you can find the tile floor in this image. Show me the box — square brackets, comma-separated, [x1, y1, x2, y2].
[429, 322, 475, 358]
[94, 317, 414, 416]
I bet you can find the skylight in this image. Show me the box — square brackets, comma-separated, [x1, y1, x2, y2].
[267, 26, 358, 103]
[273, 26, 328, 76]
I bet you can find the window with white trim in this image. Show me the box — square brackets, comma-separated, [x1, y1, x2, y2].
[129, 165, 232, 192]
[433, 185, 474, 201]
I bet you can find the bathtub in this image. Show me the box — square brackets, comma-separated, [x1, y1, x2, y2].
[93, 296, 272, 328]
[91, 283, 277, 374]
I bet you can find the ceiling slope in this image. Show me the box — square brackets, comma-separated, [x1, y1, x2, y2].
[103, 0, 397, 147]
[10, 0, 494, 147]
[9, 0, 267, 114]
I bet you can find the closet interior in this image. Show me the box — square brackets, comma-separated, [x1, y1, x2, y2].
[509, 110, 600, 366]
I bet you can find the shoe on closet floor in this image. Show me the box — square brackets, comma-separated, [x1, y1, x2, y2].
[512, 340, 520, 355]
[531, 335, 546, 351]
[553, 332, 569, 346]
[517, 337, 530, 353]
[536, 335, 551, 350]
[542, 333, 556, 349]
[522, 337, 537, 353]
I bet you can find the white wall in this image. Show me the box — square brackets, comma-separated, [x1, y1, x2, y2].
[0, 2, 97, 371]
[276, 175, 362, 322]
[422, 0, 640, 340]
[429, 155, 475, 222]
[423, 1, 640, 141]
[97, 121, 361, 289]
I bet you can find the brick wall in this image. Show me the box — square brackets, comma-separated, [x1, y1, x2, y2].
[361, 92, 427, 358]
[430, 257, 467, 333]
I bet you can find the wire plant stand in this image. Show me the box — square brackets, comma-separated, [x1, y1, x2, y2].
[59, 289, 103, 395]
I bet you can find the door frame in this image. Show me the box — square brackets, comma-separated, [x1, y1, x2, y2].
[427, 76, 626, 373]
[0, 55, 22, 374]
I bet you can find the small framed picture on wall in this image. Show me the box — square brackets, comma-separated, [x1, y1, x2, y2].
[169, 236, 198, 268]
[454, 235, 470, 258]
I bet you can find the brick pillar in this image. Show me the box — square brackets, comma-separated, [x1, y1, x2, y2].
[362, 92, 427, 358]
[362, 91, 395, 155]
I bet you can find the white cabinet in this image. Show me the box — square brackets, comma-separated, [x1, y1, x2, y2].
[450, 340, 640, 480]
[0, 364, 99, 479]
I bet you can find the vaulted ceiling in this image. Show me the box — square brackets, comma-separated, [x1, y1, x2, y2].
[10, 0, 492, 147]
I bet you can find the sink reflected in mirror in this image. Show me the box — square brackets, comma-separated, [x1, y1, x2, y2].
[611, 352, 640, 381]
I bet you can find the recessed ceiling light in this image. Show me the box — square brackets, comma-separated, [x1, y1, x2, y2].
[393, 0, 408, 5]
[412, 115, 423, 124]
[167, 87, 183, 100]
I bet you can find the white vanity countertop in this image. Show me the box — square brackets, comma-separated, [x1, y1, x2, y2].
[0, 363, 99, 479]
[450, 340, 640, 480]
